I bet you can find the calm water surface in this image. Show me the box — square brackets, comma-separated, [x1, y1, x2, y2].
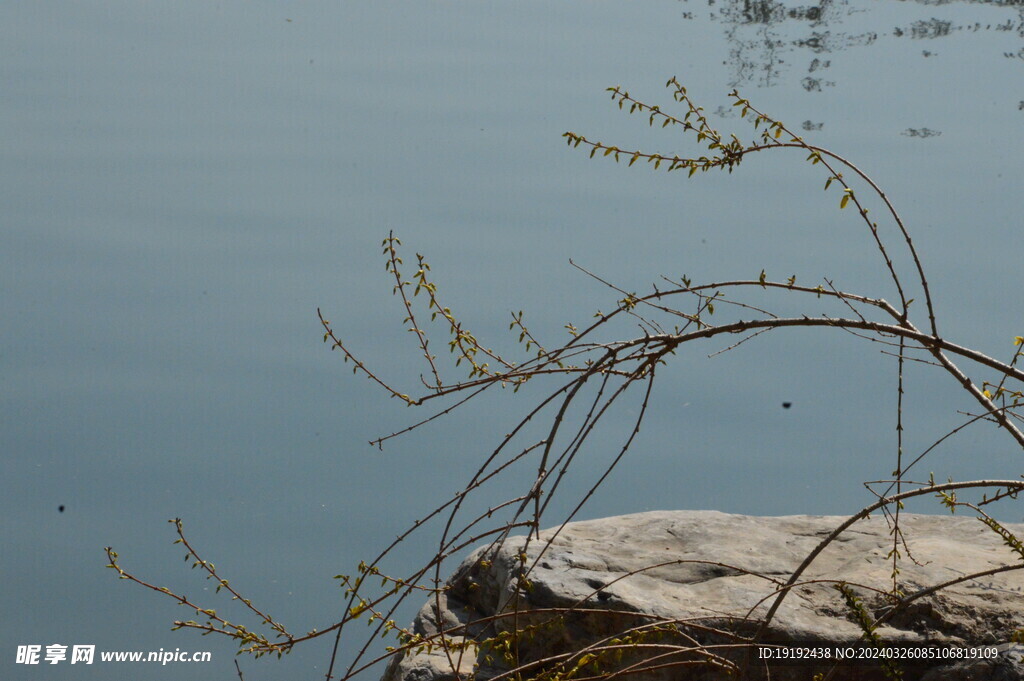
[3, 2, 1022, 679]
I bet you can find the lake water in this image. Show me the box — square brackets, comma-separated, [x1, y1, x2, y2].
[3, 2, 1023, 679]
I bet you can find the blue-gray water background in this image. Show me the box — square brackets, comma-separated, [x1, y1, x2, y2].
[3, 2, 1023, 679]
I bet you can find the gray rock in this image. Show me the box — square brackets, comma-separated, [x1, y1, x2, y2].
[382, 510, 1024, 681]
[920, 643, 1024, 681]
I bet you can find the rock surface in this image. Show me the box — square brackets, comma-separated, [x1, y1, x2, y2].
[381, 510, 1024, 681]
[919, 643, 1024, 681]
